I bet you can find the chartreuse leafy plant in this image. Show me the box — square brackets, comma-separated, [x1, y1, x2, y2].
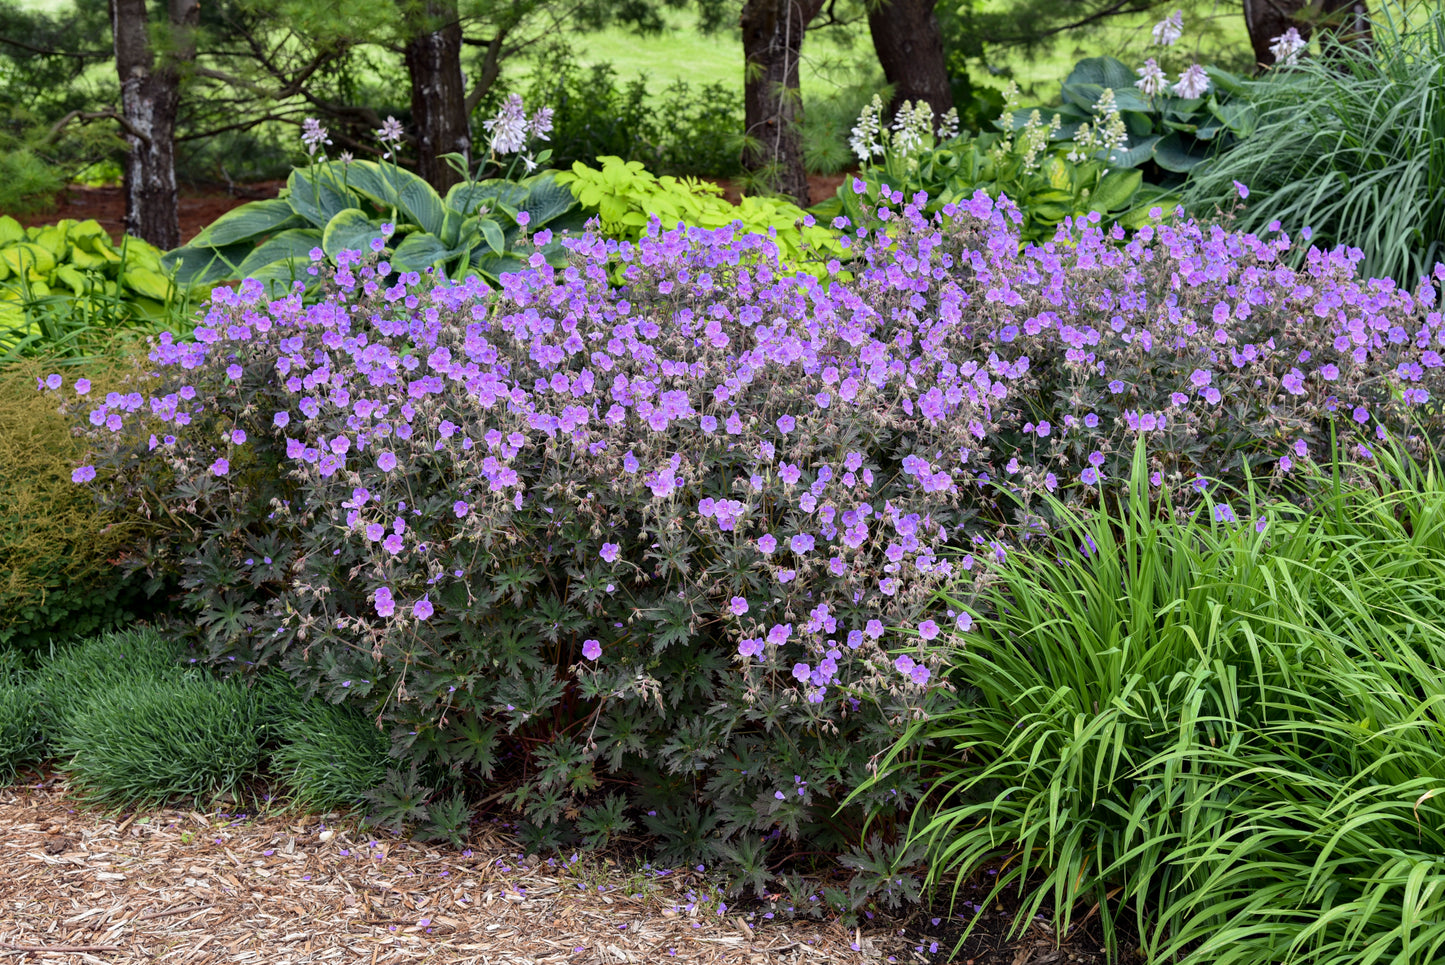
[816, 94, 1167, 246]
[1185, 1, 1445, 285]
[556, 156, 846, 276]
[54, 189, 1445, 894]
[865, 442, 1445, 963]
[164, 107, 585, 294]
[0, 216, 202, 362]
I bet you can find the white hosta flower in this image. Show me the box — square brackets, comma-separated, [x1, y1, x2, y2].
[938, 107, 960, 141]
[1135, 58, 1168, 96]
[529, 106, 554, 140]
[1269, 27, 1307, 66]
[1152, 9, 1184, 47]
[891, 99, 935, 156]
[849, 94, 884, 160]
[1173, 63, 1211, 99]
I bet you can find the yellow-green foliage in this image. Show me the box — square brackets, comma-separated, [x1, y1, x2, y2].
[556, 157, 847, 277]
[0, 357, 147, 650]
[0, 216, 202, 359]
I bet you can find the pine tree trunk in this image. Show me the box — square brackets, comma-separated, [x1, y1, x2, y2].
[110, 0, 196, 249]
[403, 0, 469, 194]
[740, 0, 824, 206]
[867, 0, 954, 121]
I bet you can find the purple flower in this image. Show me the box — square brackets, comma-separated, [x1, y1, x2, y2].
[71, 465, 96, 483]
[413, 596, 434, 620]
[231, 429, 247, 445]
[377, 450, 398, 472]
[1233, 180, 1250, 199]
[909, 664, 931, 685]
[956, 612, 973, 632]
[792, 662, 811, 682]
[776, 414, 796, 434]
[917, 620, 939, 640]
[44, 373, 61, 391]
[366, 522, 385, 542]
[757, 534, 777, 554]
[273, 411, 290, 428]
[374, 587, 395, 617]
[729, 597, 749, 616]
[210, 458, 230, 476]
[74, 379, 91, 395]
[582, 639, 602, 660]
[893, 654, 916, 674]
[453, 500, 469, 517]
[738, 638, 764, 659]
[790, 533, 815, 554]
[383, 533, 404, 554]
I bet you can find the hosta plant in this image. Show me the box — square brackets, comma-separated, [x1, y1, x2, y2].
[53, 189, 1445, 895]
[814, 94, 1166, 246]
[164, 103, 585, 293]
[1, 216, 197, 361]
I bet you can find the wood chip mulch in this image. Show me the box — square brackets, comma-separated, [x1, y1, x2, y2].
[0, 780, 924, 964]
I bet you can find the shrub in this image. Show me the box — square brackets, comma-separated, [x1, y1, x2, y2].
[59, 672, 264, 807]
[1184, 4, 1445, 285]
[269, 686, 390, 810]
[0, 357, 158, 654]
[868, 444, 1445, 964]
[56, 192, 1445, 891]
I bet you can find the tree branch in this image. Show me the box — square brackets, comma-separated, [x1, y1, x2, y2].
[46, 108, 152, 147]
[0, 34, 108, 60]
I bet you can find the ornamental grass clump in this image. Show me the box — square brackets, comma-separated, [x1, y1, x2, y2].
[872, 443, 1445, 964]
[53, 189, 1445, 891]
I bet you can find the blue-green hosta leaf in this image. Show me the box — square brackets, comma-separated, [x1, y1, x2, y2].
[322, 209, 385, 261]
[1152, 131, 1212, 173]
[471, 251, 528, 282]
[161, 242, 255, 285]
[1063, 56, 1140, 95]
[517, 173, 579, 229]
[243, 256, 311, 295]
[1106, 134, 1161, 170]
[390, 232, 468, 273]
[345, 162, 447, 236]
[478, 217, 505, 256]
[445, 180, 527, 218]
[234, 228, 324, 279]
[186, 198, 305, 248]
[1086, 168, 1143, 213]
[286, 168, 358, 229]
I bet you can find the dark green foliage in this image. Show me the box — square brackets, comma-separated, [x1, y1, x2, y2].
[269, 685, 390, 810]
[526, 44, 744, 177]
[0, 678, 44, 784]
[29, 628, 192, 744]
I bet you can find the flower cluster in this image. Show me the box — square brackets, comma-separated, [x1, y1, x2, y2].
[56, 188, 1445, 882]
[1270, 27, 1308, 66]
[848, 94, 960, 164]
[482, 93, 554, 170]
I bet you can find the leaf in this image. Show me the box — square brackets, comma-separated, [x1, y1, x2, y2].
[471, 251, 528, 282]
[1107, 135, 1161, 170]
[390, 232, 455, 273]
[161, 242, 254, 285]
[1063, 56, 1139, 93]
[1087, 168, 1143, 213]
[234, 228, 324, 279]
[120, 266, 173, 301]
[322, 209, 385, 261]
[286, 168, 358, 230]
[478, 218, 505, 256]
[446, 179, 527, 217]
[351, 165, 449, 236]
[1152, 132, 1210, 174]
[517, 173, 579, 228]
[187, 199, 305, 248]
